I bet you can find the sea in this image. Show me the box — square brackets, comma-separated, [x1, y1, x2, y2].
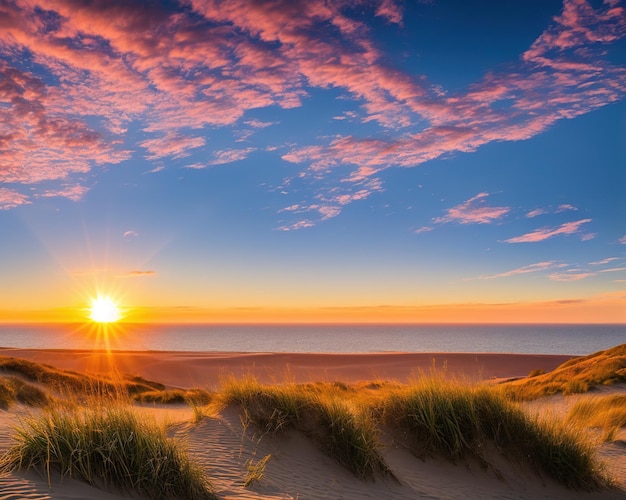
[0, 323, 624, 356]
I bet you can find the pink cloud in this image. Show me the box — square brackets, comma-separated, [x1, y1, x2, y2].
[433, 193, 510, 225]
[619, 235, 626, 244]
[0, 188, 30, 209]
[123, 231, 138, 238]
[0, 0, 624, 221]
[549, 270, 596, 281]
[477, 261, 566, 279]
[118, 270, 157, 278]
[526, 209, 547, 218]
[209, 148, 255, 165]
[590, 257, 619, 265]
[505, 218, 592, 243]
[139, 133, 205, 160]
[37, 185, 89, 201]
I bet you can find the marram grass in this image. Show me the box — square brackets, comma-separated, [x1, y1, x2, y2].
[375, 378, 610, 490]
[0, 404, 216, 500]
[566, 394, 626, 442]
[218, 376, 389, 479]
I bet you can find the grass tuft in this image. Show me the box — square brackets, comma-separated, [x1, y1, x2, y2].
[0, 376, 49, 409]
[243, 454, 271, 487]
[0, 404, 216, 499]
[566, 394, 626, 442]
[0, 356, 164, 398]
[218, 376, 388, 479]
[376, 378, 610, 490]
[502, 344, 626, 400]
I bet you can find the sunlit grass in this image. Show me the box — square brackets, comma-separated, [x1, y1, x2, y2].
[218, 376, 388, 479]
[0, 376, 50, 409]
[566, 394, 626, 442]
[0, 356, 165, 398]
[0, 404, 216, 499]
[375, 377, 608, 490]
[502, 344, 626, 401]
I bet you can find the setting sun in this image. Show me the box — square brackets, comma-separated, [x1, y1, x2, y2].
[89, 296, 122, 323]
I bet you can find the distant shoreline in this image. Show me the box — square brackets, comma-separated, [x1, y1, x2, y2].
[0, 348, 574, 389]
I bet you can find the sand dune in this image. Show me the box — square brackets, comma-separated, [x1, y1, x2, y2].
[0, 349, 624, 499]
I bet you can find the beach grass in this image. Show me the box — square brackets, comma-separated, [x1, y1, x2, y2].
[0, 356, 165, 398]
[217, 375, 610, 489]
[0, 376, 50, 409]
[374, 377, 608, 490]
[218, 376, 388, 479]
[566, 394, 626, 442]
[501, 344, 626, 400]
[0, 403, 216, 500]
[133, 388, 212, 405]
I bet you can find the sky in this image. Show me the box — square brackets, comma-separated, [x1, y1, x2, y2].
[0, 0, 625, 324]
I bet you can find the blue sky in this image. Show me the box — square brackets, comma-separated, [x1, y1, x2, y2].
[0, 0, 624, 322]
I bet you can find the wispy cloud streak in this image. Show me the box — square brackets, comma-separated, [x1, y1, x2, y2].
[504, 218, 592, 243]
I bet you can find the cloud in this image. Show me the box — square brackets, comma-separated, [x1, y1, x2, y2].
[433, 192, 510, 225]
[0, 0, 624, 221]
[557, 203, 577, 212]
[243, 119, 277, 129]
[0, 188, 30, 209]
[548, 270, 595, 281]
[526, 204, 577, 218]
[620, 235, 626, 244]
[476, 261, 565, 279]
[37, 185, 89, 201]
[118, 270, 157, 278]
[504, 218, 592, 243]
[123, 231, 138, 238]
[590, 257, 619, 265]
[526, 209, 547, 218]
[139, 132, 205, 160]
[209, 148, 255, 165]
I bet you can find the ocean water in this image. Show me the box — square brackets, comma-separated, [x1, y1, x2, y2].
[0, 323, 624, 355]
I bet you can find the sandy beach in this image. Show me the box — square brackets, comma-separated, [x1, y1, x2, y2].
[0, 348, 574, 389]
[0, 348, 624, 500]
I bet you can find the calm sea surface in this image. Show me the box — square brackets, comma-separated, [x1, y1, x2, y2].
[0, 324, 624, 355]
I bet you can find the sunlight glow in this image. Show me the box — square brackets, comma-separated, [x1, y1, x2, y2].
[89, 296, 122, 323]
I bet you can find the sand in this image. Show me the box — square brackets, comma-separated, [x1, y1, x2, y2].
[0, 348, 574, 388]
[0, 348, 624, 500]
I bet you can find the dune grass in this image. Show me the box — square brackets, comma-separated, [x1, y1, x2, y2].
[218, 376, 388, 479]
[0, 403, 216, 500]
[566, 394, 626, 442]
[502, 344, 626, 401]
[0, 354, 620, 493]
[375, 378, 609, 490]
[0, 356, 165, 398]
[0, 376, 49, 409]
[133, 388, 212, 405]
[217, 375, 611, 489]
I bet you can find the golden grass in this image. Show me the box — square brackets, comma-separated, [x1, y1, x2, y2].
[502, 344, 626, 400]
[0, 376, 49, 409]
[217, 376, 388, 480]
[0, 403, 216, 499]
[217, 375, 611, 490]
[0, 356, 165, 398]
[566, 394, 626, 442]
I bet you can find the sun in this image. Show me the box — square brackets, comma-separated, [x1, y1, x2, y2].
[89, 295, 122, 323]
